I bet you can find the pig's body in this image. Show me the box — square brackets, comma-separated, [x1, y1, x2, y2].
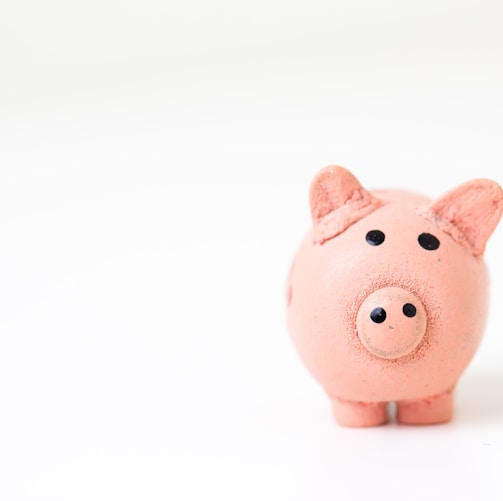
[287, 167, 502, 426]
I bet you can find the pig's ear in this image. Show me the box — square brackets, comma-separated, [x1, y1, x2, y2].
[310, 166, 382, 244]
[427, 179, 503, 257]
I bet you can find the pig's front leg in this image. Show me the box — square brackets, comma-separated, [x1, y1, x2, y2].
[331, 397, 388, 427]
[396, 388, 454, 425]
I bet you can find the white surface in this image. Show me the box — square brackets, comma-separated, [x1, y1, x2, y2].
[1, 1, 502, 500]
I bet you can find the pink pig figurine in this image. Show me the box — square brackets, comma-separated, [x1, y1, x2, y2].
[287, 166, 503, 427]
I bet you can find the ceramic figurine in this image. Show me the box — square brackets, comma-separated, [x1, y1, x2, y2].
[287, 166, 503, 426]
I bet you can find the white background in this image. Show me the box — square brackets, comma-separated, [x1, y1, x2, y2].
[1, 1, 502, 500]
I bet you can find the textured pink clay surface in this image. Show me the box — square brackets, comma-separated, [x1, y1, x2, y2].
[287, 166, 503, 427]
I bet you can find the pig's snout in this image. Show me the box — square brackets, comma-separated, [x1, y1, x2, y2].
[356, 287, 426, 359]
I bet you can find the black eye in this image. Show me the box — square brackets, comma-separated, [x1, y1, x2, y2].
[418, 233, 440, 251]
[366, 230, 385, 246]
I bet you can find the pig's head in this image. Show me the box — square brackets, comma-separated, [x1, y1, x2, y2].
[288, 165, 503, 401]
[305, 166, 503, 364]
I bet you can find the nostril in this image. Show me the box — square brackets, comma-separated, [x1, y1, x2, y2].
[370, 307, 386, 324]
[403, 303, 417, 318]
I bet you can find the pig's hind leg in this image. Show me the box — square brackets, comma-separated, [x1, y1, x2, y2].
[396, 388, 454, 425]
[331, 398, 388, 427]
